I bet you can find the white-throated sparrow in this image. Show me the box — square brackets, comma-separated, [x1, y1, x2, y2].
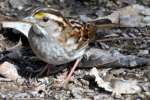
[25, 8, 97, 84]
[0, 8, 96, 84]
[0, 8, 114, 85]
[23, 8, 96, 65]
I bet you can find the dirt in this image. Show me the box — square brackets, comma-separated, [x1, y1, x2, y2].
[0, 0, 150, 99]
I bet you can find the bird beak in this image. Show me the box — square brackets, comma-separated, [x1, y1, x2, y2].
[23, 16, 37, 24]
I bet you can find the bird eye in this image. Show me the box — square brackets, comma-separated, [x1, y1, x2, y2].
[43, 16, 49, 22]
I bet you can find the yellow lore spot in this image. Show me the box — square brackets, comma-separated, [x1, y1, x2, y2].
[34, 12, 46, 20]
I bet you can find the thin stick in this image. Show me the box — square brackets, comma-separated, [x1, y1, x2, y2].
[97, 36, 150, 42]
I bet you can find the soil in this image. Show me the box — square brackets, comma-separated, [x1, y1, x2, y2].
[0, 0, 150, 99]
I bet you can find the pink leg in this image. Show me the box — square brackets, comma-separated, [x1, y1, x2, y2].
[39, 64, 53, 76]
[62, 58, 81, 86]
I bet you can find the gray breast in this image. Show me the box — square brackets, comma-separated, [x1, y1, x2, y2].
[28, 24, 85, 65]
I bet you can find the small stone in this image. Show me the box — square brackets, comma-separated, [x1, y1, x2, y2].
[143, 17, 150, 23]
[138, 50, 149, 55]
[9, 0, 31, 10]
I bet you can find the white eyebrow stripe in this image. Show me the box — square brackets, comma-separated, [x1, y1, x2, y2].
[46, 13, 66, 25]
[71, 23, 82, 27]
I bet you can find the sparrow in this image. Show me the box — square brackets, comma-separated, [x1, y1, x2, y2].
[25, 8, 98, 85]
[0, 8, 96, 85]
[23, 8, 96, 65]
[0, 8, 113, 85]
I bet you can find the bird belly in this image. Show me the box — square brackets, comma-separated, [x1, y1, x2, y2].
[28, 34, 82, 65]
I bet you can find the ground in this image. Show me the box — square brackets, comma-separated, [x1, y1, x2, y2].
[0, 0, 150, 99]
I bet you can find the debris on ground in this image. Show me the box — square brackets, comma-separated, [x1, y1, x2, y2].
[0, 0, 150, 99]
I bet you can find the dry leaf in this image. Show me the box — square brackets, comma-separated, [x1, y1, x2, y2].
[90, 68, 142, 96]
